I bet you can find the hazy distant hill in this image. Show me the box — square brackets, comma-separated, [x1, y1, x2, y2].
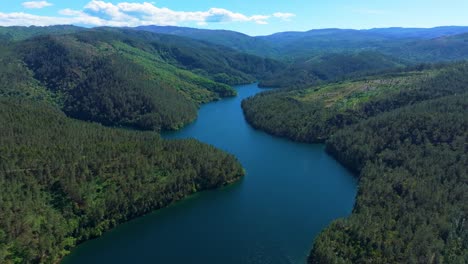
[135, 25, 278, 57]
[386, 32, 468, 62]
[368, 26, 468, 39]
[136, 26, 468, 61]
[259, 51, 406, 88]
[0, 25, 83, 41]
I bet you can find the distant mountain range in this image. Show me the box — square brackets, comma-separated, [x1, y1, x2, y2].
[136, 25, 468, 61]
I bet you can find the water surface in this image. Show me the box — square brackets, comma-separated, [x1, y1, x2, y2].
[63, 83, 357, 264]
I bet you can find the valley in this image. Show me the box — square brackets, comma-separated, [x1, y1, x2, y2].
[0, 23, 467, 264]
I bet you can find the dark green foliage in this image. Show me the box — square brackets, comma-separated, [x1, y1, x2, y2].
[0, 26, 286, 132]
[311, 95, 467, 263]
[243, 90, 330, 142]
[137, 32, 284, 85]
[70, 28, 284, 86]
[8, 28, 285, 130]
[243, 62, 468, 143]
[0, 44, 56, 103]
[0, 25, 83, 41]
[0, 26, 254, 263]
[18, 35, 199, 131]
[242, 61, 468, 263]
[0, 99, 244, 263]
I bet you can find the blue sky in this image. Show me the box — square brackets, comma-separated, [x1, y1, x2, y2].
[1, 0, 467, 35]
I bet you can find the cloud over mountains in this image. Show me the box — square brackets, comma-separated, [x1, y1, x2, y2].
[0, 0, 294, 27]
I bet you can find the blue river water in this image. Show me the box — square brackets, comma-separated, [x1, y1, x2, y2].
[62, 83, 357, 264]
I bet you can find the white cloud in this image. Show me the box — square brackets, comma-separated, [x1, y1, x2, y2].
[3, 1, 295, 27]
[272, 12, 295, 21]
[0, 12, 70, 26]
[22, 1, 53, 9]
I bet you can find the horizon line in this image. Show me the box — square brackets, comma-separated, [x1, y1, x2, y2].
[1, 24, 467, 37]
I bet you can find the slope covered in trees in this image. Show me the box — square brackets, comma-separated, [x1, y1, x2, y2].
[310, 95, 467, 263]
[242, 62, 468, 263]
[0, 27, 285, 86]
[17, 34, 208, 131]
[0, 26, 250, 263]
[259, 51, 406, 88]
[1, 27, 284, 131]
[0, 25, 83, 41]
[0, 99, 244, 263]
[243, 62, 468, 142]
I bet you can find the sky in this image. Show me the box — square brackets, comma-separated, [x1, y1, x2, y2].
[0, 0, 467, 36]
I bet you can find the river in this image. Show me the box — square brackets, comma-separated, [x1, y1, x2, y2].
[62, 83, 357, 264]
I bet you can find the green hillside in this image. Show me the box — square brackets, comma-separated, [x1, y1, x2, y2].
[16, 33, 225, 131]
[243, 62, 467, 142]
[0, 99, 244, 263]
[0, 26, 250, 263]
[310, 95, 467, 263]
[0, 25, 83, 41]
[259, 51, 406, 88]
[3, 27, 284, 131]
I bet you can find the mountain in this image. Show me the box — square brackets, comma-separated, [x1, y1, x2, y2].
[0, 26, 248, 263]
[386, 33, 468, 62]
[134, 26, 468, 62]
[0, 25, 83, 41]
[0, 27, 285, 130]
[368, 26, 468, 39]
[135, 25, 278, 57]
[259, 27, 468, 60]
[259, 51, 407, 88]
[14, 31, 227, 131]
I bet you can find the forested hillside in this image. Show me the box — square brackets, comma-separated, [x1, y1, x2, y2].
[243, 62, 468, 142]
[242, 62, 468, 263]
[0, 27, 284, 86]
[259, 51, 406, 88]
[0, 26, 252, 263]
[0, 25, 83, 41]
[0, 99, 244, 263]
[310, 95, 467, 263]
[0, 27, 286, 131]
